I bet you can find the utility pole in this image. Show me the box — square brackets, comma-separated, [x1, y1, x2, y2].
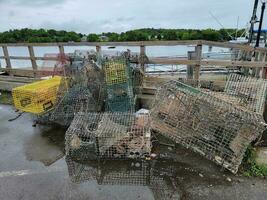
[255, 1, 266, 47]
[249, 0, 259, 43]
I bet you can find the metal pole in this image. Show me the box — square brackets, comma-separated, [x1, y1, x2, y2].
[249, 0, 259, 43]
[255, 2, 266, 47]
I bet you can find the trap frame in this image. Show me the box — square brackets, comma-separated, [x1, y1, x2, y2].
[65, 112, 151, 160]
[151, 79, 266, 173]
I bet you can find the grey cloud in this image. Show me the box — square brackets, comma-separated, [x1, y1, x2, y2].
[0, 0, 67, 6]
[116, 17, 135, 22]
[0, 0, 266, 33]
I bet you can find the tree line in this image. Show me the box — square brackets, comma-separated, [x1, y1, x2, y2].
[0, 28, 245, 43]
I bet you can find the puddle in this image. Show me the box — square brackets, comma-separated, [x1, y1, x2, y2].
[65, 157, 186, 200]
[24, 125, 66, 166]
[64, 144, 232, 200]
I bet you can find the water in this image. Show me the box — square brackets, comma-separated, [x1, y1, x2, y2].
[0, 45, 232, 69]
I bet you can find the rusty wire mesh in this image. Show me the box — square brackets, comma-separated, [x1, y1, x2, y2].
[224, 73, 267, 113]
[65, 112, 151, 160]
[47, 61, 104, 126]
[102, 57, 136, 112]
[151, 80, 266, 173]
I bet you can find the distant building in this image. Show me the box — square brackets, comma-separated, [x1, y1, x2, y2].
[81, 36, 87, 42]
[100, 35, 109, 42]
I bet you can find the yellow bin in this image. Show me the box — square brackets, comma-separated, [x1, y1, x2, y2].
[12, 76, 63, 114]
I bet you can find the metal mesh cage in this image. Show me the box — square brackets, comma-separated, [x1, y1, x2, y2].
[151, 80, 266, 173]
[47, 61, 104, 126]
[65, 112, 151, 160]
[224, 73, 267, 113]
[102, 57, 136, 112]
[65, 156, 98, 183]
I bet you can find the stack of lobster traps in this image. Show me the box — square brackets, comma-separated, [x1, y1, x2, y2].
[102, 57, 136, 112]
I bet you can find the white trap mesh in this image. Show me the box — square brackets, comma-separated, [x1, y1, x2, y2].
[151, 80, 266, 173]
[65, 112, 152, 160]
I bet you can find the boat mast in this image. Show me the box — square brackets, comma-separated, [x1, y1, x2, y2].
[249, 0, 259, 43]
[255, 1, 266, 47]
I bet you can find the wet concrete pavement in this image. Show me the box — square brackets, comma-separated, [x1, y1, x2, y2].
[0, 104, 266, 200]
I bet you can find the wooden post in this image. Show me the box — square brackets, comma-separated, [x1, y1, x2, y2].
[187, 51, 195, 79]
[28, 46, 38, 77]
[255, 52, 261, 78]
[242, 51, 250, 76]
[58, 45, 65, 55]
[96, 45, 101, 53]
[2, 45, 12, 70]
[194, 44, 202, 81]
[140, 45, 146, 72]
[251, 52, 259, 77]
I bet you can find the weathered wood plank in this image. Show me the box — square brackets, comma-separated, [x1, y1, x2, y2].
[2, 46, 12, 69]
[28, 46, 38, 70]
[0, 40, 202, 47]
[149, 58, 267, 68]
[140, 45, 146, 71]
[1, 40, 266, 52]
[194, 44, 202, 80]
[58, 45, 65, 54]
[187, 51, 195, 79]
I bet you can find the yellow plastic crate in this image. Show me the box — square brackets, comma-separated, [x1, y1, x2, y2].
[104, 61, 127, 85]
[12, 76, 63, 114]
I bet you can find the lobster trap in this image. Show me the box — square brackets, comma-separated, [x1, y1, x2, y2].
[12, 76, 62, 114]
[102, 57, 137, 112]
[103, 59, 129, 85]
[151, 79, 266, 173]
[65, 112, 151, 160]
[224, 73, 267, 113]
[47, 61, 104, 126]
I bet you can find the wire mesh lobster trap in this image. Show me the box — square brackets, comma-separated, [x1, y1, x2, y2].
[224, 73, 267, 113]
[102, 57, 136, 112]
[150, 80, 266, 173]
[46, 61, 104, 126]
[65, 112, 152, 160]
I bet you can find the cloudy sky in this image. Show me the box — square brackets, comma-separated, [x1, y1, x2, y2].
[0, 0, 265, 33]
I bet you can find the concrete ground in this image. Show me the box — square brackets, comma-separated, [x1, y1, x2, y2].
[0, 104, 266, 200]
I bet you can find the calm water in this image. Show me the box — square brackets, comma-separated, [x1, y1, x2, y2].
[0, 45, 232, 69]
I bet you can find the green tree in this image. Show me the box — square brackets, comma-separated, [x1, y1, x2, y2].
[87, 33, 99, 42]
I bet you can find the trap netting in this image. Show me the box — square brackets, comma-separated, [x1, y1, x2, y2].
[65, 112, 152, 160]
[47, 60, 104, 126]
[102, 56, 136, 112]
[224, 73, 267, 113]
[150, 80, 266, 173]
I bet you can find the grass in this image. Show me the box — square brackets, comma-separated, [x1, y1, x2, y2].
[0, 91, 13, 105]
[242, 146, 267, 177]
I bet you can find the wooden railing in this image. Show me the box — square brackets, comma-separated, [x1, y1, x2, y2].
[0, 40, 267, 79]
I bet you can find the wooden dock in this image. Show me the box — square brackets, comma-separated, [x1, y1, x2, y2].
[0, 40, 267, 93]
